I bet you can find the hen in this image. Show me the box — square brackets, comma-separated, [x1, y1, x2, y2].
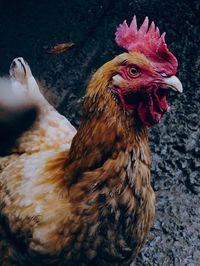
[0, 17, 182, 265]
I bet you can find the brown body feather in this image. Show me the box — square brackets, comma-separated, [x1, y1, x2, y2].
[0, 54, 155, 265]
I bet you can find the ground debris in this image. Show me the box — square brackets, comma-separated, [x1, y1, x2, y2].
[46, 42, 75, 54]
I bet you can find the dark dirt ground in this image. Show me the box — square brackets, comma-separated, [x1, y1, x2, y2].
[0, 0, 199, 265]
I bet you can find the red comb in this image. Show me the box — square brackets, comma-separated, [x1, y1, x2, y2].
[115, 16, 178, 75]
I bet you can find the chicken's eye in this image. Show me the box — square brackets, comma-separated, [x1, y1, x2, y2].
[128, 66, 140, 78]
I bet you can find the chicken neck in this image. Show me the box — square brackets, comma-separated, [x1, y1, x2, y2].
[64, 61, 151, 195]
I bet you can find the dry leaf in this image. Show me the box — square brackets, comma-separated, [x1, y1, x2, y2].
[47, 42, 75, 54]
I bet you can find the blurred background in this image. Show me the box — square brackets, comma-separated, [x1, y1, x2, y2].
[0, 0, 199, 265]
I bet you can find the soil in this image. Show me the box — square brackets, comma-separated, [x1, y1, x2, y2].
[0, 0, 199, 265]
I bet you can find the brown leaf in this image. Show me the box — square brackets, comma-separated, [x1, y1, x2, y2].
[47, 42, 75, 54]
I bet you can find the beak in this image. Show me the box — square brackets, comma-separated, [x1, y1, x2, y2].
[162, 75, 183, 93]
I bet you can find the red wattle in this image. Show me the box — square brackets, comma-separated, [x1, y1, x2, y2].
[116, 86, 169, 127]
[138, 88, 169, 126]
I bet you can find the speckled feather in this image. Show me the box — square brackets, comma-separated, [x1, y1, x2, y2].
[0, 54, 155, 265]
